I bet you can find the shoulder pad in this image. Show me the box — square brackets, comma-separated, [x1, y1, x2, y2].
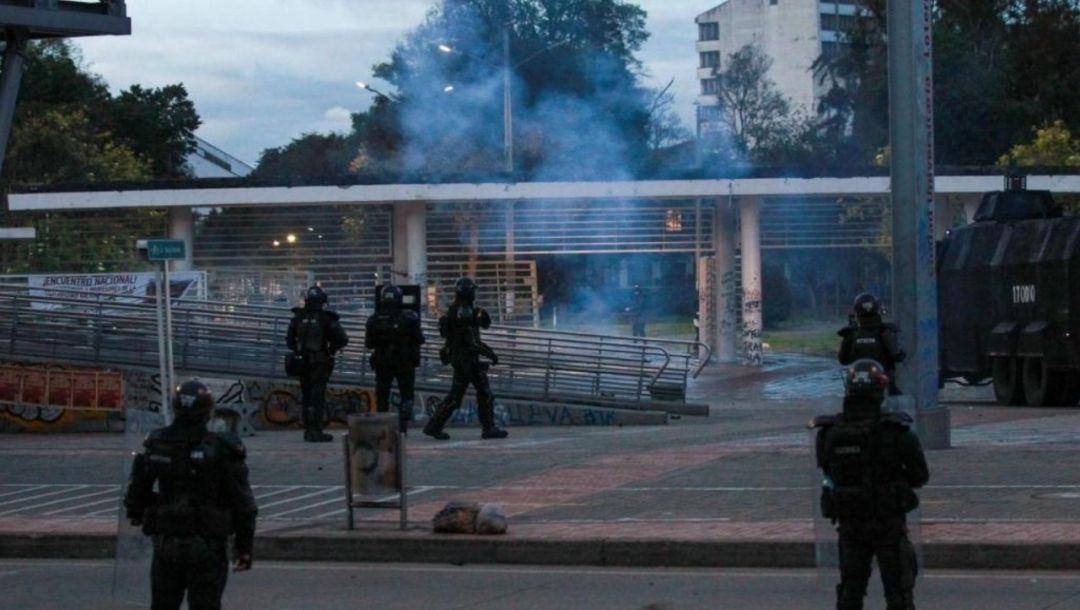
[881, 411, 914, 427]
[323, 310, 341, 321]
[143, 427, 167, 447]
[213, 432, 247, 459]
[837, 326, 852, 337]
[808, 414, 840, 429]
[290, 307, 304, 315]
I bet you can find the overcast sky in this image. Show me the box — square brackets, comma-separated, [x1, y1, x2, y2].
[75, 1, 701, 167]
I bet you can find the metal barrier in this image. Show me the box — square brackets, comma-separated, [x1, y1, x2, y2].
[0, 283, 708, 407]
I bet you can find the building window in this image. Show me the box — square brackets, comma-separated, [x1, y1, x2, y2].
[700, 51, 720, 69]
[698, 106, 722, 122]
[701, 78, 720, 95]
[699, 22, 719, 41]
[821, 13, 858, 33]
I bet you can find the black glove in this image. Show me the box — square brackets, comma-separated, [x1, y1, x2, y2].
[490, 353, 499, 366]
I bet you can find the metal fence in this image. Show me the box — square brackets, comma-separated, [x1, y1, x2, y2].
[0, 284, 709, 407]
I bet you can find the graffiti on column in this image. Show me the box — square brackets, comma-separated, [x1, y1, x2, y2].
[720, 270, 738, 336]
[742, 287, 763, 366]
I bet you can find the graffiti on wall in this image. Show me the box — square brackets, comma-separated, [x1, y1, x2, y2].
[245, 379, 372, 428]
[0, 363, 123, 431]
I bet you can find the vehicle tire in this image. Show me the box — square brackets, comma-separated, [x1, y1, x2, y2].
[1022, 357, 1068, 407]
[1061, 376, 1080, 407]
[991, 357, 1024, 406]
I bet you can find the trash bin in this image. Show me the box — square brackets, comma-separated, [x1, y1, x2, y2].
[346, 413, 400, 496]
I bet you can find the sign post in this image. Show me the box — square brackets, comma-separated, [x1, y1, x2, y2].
[140, 239, 186, 423]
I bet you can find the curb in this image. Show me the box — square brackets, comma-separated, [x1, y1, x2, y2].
[3, 533, 1078, 570]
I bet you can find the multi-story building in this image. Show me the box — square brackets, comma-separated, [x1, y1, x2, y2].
[695, 0, 861, 136]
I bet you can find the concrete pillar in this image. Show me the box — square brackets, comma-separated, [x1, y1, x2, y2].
[888, 0, 948, 448]
[740, 197, 763, 366]
[712, 198, 738, 363]
[168, 206, 194, 272]
[404, 202, 427, 286]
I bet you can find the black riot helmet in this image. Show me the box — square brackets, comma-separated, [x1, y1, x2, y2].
[852, 292, 881, 318]
[454, 277, 477, 305]
[842, 359, 889, 413]
[172, 379, 214, 421]
[380, 284, 403, 310]
[305, 285, 328, 310]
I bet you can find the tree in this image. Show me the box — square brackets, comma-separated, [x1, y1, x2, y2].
[710, 44, 791, 158]
[251, 133, 353, 182]
[108, 84, 201, 178]
[0, 40, 203, 273]
[644, 79, 690, 152]
[369, 0, 652, 178]
[998, 120, 1080, 167]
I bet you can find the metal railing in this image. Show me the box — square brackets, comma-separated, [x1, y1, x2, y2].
[0, 284, 709, 408]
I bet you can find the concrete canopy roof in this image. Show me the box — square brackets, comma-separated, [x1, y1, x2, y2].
[9, 174, 1080, 212]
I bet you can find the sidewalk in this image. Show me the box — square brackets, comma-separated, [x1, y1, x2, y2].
[2, 354, 1079, 569]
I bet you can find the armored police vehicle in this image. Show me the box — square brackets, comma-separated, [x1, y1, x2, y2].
[938, 187, 1080, 407]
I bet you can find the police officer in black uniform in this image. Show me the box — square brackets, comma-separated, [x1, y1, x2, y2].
[838, 293, 906, 395]
[627, 284, 648, 338]
[812, 359, 930, 610]
[423, 277, 508, 440]
[287, 285, 349, 442]
[124, 379, 258, 610]
[366, 283, 425, 431]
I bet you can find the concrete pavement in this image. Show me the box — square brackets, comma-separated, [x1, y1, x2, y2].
[2, 354, 1079, 569]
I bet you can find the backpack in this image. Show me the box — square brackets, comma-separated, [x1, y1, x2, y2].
[297, 312, 325, 353]
[821, 419, 877, 520]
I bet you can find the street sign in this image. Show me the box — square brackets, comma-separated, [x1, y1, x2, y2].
[146, 239, 186, 261]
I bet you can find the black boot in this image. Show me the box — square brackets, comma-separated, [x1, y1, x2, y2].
[481, 426, 508, 439]
[423, 402, 453, 440]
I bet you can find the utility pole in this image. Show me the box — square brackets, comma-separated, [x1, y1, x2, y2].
[503, 25, 513, 173]
[887, 0, 949, 448]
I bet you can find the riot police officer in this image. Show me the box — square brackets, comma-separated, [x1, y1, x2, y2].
[124, 379, 258, 610]
[812, 359, 929, 610]
[838, 293, 905, 394]
[627, 284, 648, 338]
[287, 285, 349, 442]
[365, 283, 425, 431]
[423, 277, 508, 440]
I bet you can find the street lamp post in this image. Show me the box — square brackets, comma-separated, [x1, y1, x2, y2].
[439, 37, 570, 174]
[356, 81, 401, 103]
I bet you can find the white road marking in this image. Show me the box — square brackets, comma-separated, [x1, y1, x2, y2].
[0, 484, 49, 499]
[0, 485, 89, 508]
[41, 495, 118, 516]
[0, 486, 118, 517]
[254, 486, 302, 501]
[256, 487, 343, 510]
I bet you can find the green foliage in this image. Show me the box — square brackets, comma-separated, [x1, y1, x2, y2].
[108, 84, 201, 178]
[812, 0, 1080, 166]
[998, 120, 1080, 166]
[251, 133, 353, 182]
[0, 40, 202, 274]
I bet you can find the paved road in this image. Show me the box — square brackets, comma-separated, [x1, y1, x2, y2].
[3, 354, 1080, 565]
[3, 559, 1080, 610]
